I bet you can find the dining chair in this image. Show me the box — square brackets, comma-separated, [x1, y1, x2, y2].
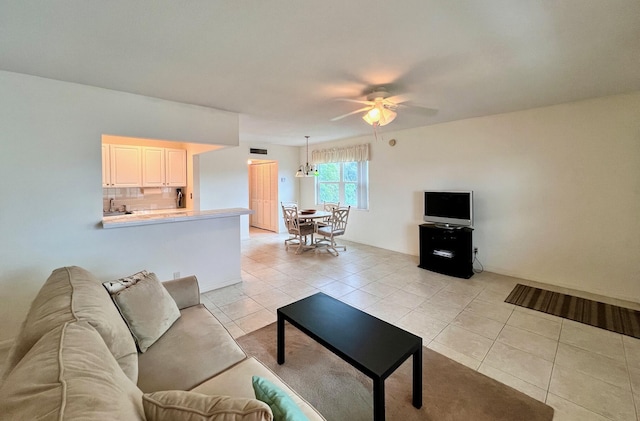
[281, 201, 298, 208]
[281, 203, 298, 248]
[282, 206, 316, 254]
[317, 201, 340, 227]
[315, 206, 350, 256]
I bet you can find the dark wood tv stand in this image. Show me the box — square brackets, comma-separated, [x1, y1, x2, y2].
[418, 223, 474, 279]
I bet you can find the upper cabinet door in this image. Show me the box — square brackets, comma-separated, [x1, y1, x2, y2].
[102, 144, 111, 187]
[142, 147, 166, 187]
[109, 145, 142, 187]
[165, 148, 187, 187]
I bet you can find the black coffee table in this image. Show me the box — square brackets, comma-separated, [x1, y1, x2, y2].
[277, 292, 422, 421]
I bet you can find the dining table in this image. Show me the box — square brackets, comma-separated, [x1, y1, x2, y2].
[299, 210, 331, 220]
[298, 210, 332, 246]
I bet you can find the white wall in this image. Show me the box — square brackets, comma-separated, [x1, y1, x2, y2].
[198, 142, 301, 238]
[301, 93, 640, 302]
[0, 71, 241, 341]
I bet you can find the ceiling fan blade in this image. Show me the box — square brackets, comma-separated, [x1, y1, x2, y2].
[335, 98, 374, 106]
[385, 94, 411, 104]
[330, 106, 373, 121]
[397, 101, 439, 115]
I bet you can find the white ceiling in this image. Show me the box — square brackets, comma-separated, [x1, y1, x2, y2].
[1, 1, 638, 146]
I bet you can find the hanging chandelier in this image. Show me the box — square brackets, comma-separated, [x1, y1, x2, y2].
[296, 136, 318, 177]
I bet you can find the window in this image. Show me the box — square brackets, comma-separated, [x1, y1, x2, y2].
[316, 161, 368, 209]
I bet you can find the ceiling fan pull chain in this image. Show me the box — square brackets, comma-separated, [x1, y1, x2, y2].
[372, 125, 384, 143]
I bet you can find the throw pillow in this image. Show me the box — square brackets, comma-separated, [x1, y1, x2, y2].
[143, 390, 273, 421]
[105, 272, 180, 353]
[252, 376, 309, 421]
[103, 269, 150, 294]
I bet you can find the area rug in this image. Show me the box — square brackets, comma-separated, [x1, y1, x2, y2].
[237, 323, 553, 421]
[505, 284, 640, 339]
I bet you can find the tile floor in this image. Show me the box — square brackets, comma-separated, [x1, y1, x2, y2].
[201, 228, 640, 421]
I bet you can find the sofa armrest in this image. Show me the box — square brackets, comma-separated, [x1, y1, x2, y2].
[162, 276, 200, 309]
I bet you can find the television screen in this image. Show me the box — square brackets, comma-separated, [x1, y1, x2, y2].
[424, 191, 473, 227]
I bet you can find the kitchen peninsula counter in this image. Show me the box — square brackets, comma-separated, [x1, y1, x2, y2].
[102, 208, 253, 229]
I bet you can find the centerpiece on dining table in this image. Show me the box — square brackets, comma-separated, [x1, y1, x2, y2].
[300, 209, 317, 215]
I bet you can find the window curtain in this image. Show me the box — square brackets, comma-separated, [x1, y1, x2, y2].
[311, 144, 369, 163]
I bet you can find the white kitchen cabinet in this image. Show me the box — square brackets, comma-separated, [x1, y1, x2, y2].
[105, 144, 142, 187]
[102, 144, 111, 187]
[165, 148, 187, 187]
[142, 147, 186, 187]
[142, 147, 166, 187]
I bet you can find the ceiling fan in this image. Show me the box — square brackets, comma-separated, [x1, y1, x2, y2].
[330, 87, 438, 127]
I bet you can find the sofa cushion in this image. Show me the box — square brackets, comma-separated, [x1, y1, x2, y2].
[191, 358, 326, 421]
[143, 390, 273, 421]
[103, 269, 150, 293]
[138, 304, 247, 392]
[2, 266, 138, 382]
[0, 320, 144, 420]
[252, 376, 309, 421]
[107, 272, 181, 353]
[162, 275, 201, 309]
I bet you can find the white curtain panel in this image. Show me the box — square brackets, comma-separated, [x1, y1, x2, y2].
[311, 144, 370, 163]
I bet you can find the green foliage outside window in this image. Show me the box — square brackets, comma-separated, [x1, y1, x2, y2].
[316, 161, 367, 209]
[345, 183, 357, 206]
[319, 183, 339, 203]
[344, 162, 358, 182]
[318, 163, 340, 182]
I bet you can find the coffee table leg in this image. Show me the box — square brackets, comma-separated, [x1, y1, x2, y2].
[277, 314, 285, 365]
[413, 347, 422, 408]
[373, 377, 385, 421]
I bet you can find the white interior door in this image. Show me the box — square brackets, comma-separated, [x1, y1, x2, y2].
[249, 161, 278, 231]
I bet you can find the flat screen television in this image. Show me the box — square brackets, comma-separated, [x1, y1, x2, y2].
[423, 191, 473, 227]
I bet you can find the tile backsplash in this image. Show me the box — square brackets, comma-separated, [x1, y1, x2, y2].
[103, 187, 183, 212]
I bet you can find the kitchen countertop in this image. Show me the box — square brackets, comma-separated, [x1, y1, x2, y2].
[101, 208, 253, 229]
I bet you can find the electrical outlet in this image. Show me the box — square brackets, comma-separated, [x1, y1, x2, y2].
[173, 272, 180, 279]
[473, 247, 478, 254]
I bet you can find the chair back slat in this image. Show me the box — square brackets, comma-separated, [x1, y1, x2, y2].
[329, 206, 350, 231]
[282, 206, 298, 232]
[282, 205, 315, 234]
[323, 201, 340, 212]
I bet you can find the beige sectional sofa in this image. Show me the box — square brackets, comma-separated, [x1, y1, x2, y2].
[0, 266, 325, 420]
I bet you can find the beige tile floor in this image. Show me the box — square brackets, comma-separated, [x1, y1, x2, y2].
[201, 228, 640, 421]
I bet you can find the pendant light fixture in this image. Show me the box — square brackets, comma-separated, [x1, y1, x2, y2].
[295, 136, 318, 177]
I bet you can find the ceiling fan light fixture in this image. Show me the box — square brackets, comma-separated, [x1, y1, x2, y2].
[362, 107, 381, 125]
[378, 108, 398, 126]
[363, 104, 396, 127]
[380, 108, 397, 126]
[332, 86, 436, 127]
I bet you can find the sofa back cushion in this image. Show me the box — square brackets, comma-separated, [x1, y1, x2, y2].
[2, 266, 138, 382]
[0, 320, 144, 420]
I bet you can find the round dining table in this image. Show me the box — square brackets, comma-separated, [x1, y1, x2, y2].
[298, 210, 332, 246]
[298, 210, 332, 220]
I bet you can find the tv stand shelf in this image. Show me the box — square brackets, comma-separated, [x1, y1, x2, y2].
[418, 224, 473, 279]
